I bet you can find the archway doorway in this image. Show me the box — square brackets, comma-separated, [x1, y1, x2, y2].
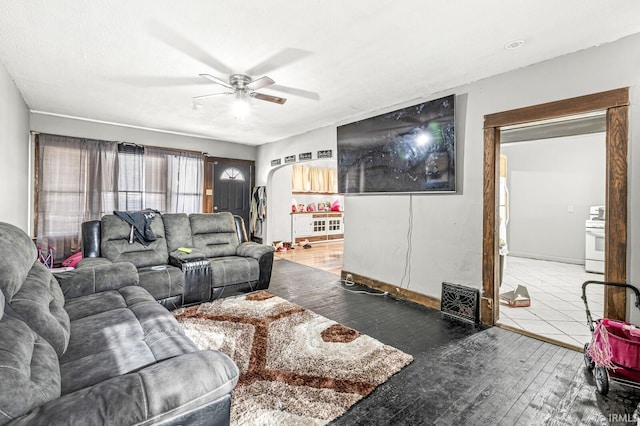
[482, 88, 629, 328]
[266, 159, 344, 275]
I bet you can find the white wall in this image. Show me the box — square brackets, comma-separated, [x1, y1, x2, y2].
[257, 126, 338, 244]
[270, 165, 293, 242]
[256, 33, 640, 322]
[502, 133, 606, 264]
[0, 61, 30, 232]
[30, 113, 256, 160]
[256, 126, 337, 185]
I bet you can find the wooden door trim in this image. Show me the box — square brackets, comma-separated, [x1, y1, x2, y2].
[481, 127, 500, 324]
[484, 88, 629, 129]
[604, 105, 629, 319]
[482, 88, 629, 325]
[203, 158, 214, 213]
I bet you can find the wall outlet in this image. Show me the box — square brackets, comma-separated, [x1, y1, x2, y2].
[345, 273, 353, 283]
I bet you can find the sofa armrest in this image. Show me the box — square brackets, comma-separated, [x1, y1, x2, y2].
[168, 248, 207, 264]
[237, 242, 275, 290]
[11, 351, 239, 426]
[55, 261, 139, 299]
[236, 242, 275, 260]
[76, 256, 113, 268]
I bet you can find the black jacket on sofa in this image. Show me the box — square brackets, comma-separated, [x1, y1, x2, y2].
[0, 222, 239, 425]
[81, 212, 275, 309]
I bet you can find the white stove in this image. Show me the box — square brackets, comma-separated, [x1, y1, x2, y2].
[585, 219, 605, 229]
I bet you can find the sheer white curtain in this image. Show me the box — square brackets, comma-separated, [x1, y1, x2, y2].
[143, 148, 168, 212]
[167, 151, 203, 213]
[145, 147, 203, 214]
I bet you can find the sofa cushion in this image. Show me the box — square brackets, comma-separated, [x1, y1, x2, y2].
[9, 262, 71, 357]
[209, 256, 259, 288]
[0, 294, 61, 426]
[0, 223, 37, 300]
[190, 213, 240, 258]
[59, 286, 198, 395]
[137, 265, 184, 300]
[14, 351, 238, 426]
[55, 261, 138, 300]
[64, 287, 130, 321]
[163, 213, 194, 251]
[101, 214, 169, 268]
[0, 223, 70, 357]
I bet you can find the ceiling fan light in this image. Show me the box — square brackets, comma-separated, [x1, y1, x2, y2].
[232, 95, 250, 119]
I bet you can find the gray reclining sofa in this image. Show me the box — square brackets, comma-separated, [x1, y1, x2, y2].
[81, 212, 275, 309]
[0, 222, 239, 425]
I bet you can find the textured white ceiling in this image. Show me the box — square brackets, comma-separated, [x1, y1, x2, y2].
[1, 1, 639, 145]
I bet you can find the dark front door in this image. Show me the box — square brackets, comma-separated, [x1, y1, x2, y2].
[212, 160, 252, 232]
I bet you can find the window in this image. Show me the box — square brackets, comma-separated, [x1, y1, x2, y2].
[166, 150, 203, 214]
[117, 144, 144, 211]
[36, 134, 204, 262]
[220, 167, 245, 181]
[144, 148, 168, 212]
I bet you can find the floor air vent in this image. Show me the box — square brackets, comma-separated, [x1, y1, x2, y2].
[441, 282, 479, 324]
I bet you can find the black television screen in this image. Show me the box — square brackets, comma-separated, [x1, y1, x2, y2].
[337, 94, 455, 193]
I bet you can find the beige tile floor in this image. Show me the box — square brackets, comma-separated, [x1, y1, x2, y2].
[497, 256, 604, 349]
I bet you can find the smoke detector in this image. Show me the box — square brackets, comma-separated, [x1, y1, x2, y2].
[504, 40, 525, 50]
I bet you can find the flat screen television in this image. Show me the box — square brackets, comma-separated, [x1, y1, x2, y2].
[337, 94, 455, 194]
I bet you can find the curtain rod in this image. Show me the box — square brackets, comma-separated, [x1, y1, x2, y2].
[34, 132, 205, 156]
[119, 142, 144, 148]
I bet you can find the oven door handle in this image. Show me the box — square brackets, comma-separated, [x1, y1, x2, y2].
[586, 228, 605, 237]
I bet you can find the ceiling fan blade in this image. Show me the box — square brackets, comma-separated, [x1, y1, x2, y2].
[250, 92, 287, 105]
[114, 75, 213, 87]
[246, 76, 275, 91]
[269, 84, 320, 101]
[149, 22, 231, 75]
[246, 48, 312, 76]
[199, 74, 233, 89]
[193, 92, 234, 101]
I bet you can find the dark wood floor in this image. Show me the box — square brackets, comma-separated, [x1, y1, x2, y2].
[260, 258, 640, 425]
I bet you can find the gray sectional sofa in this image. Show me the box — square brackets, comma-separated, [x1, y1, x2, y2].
[0, 222, 239, 425]
[81, 212, 275, 309]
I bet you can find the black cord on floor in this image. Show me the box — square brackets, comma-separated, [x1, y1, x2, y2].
[333, 279, 388, 296]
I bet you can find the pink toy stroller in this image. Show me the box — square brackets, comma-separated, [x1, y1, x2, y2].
[582, 280, 640, 395]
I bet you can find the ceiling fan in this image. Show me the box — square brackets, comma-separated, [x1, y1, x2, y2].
[194, 73, 287, 105]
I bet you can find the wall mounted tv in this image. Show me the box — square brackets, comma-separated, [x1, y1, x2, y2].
[337, 94, 455, 194]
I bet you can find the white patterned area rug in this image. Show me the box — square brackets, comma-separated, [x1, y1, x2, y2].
[173, 290, 413, 425]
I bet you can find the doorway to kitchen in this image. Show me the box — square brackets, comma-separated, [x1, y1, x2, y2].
[497, 121, 606, 349]
[481, 88, 629, 349]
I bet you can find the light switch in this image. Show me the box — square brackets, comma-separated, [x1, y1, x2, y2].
[567, 205, 574, 213]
